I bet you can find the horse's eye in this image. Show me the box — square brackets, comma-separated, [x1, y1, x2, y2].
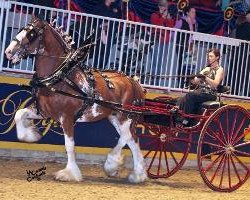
[27, 30, 38, 42]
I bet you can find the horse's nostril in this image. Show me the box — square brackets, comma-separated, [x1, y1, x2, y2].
[5, 49, 11, 54]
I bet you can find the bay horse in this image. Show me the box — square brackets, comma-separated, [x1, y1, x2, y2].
[5, 16, 147, 183]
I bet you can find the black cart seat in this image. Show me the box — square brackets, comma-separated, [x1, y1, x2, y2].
[201, 85, 230, 109]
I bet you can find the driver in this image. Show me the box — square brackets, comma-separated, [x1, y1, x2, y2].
[177, 48, 224, 124]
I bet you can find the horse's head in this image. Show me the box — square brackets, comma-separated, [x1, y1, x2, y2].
[5, 15, 46, 64]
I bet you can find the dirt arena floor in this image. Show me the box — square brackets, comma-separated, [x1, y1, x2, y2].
[0, 158, 249, 200]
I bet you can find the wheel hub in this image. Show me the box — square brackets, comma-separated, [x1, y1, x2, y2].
[225, 145, 235, 154]
[160, 133, 167, 142]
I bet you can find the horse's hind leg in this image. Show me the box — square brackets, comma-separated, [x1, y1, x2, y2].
[15, 107, 43, 142]
[126, 137, 147, 183]
[106, 116, 147, 183]
[55, 117, 82, 182]
[104, 118, 126, 177]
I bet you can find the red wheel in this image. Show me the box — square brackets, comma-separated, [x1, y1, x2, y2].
[198, 105, 250, 192]
[136, 122, 192, 178]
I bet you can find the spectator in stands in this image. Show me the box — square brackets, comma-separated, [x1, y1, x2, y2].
[235, 11, 250, 41]
[177, 48, 224, 125]
[91, 0, 122, 68]
[128, 10, 143, 23]
[17, 0, 56, 18]
[149, 0, 175, 86]
[228, 11, 250, 96]
[174, 5, 197, 88]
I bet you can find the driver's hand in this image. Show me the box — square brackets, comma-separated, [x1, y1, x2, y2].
[190, 79, 196, 84]
[196, 74, 206, 80]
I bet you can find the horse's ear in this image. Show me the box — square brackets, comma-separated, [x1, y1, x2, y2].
[31, 14, 44, 22]
[31, 14, 37, 21]
[36, 14, 44, 21]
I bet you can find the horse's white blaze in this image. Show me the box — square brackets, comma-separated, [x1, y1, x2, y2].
[16, 29, 27, 42]
[5, 30, 26, 55]
[5, 30, 27, 63]
[14, 107, 42, 142]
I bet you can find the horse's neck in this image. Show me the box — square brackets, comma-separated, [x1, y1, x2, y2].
[35, 26, 69, 77]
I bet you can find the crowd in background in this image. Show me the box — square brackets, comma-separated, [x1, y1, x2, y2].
[2, 0, 250, 95]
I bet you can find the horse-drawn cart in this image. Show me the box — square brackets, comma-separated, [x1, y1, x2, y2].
[123, 93, 250, 192]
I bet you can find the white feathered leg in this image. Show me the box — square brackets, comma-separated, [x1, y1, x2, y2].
[104, 116, 126, 177]
[127, 139, 147, 183]
[14, 107, 43, 142]
[55, 133, 82, 182]
[106, 116, 147, 183]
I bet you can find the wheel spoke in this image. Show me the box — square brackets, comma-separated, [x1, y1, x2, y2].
[233, 132, 248, 146]
[219, 154, 227, 189]
[202, 153, 223, 173]
[231, 152, 249, 171]
[215, 120, 227, 144]
[201, 149, 225, 160]
[144, 140, 158, 158]
[203, 141, 224, 149]
[164, 151, 170, 174]
[229, 109, 239, 144]
[169, 150, 178, 166]
[157, 143, 163, 176]
[144, 150, 153, 159]
[226, 109, 230, 143]
[234, 141, 250, 149]
[232, 116, 247, 145]
[229, 155, 241, 182]
[210, 153, 226, 183]
[205, 129, 217, 140]
[233, 149, 250, 158]
[227, 155, 231, 189]
[207, 128, 226, 146]
[148, 150, 158, 172]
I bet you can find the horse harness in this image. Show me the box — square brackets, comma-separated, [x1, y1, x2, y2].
[13, 19, 46, 58]
[29, 45, 140, 122]
[17, 19, 145, 121]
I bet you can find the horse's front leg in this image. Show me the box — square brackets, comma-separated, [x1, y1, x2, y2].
[15, 107, 43, 142]
[55, 117, 82, 182]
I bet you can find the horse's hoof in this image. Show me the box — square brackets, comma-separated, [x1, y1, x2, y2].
[104, 154, 124, 177]
[104, 161, 119, 177]
[128, 171, 148, 183]
[104, 168, 119, 177]
[54, 168, 82, 182]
